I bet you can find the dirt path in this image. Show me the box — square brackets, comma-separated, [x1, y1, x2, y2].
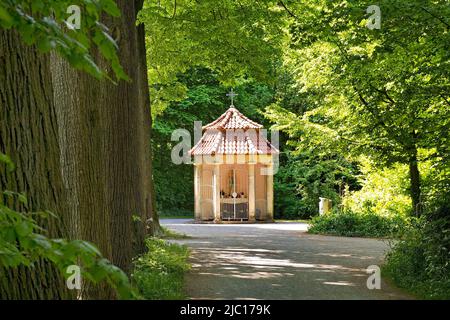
[161, 219, 412, 300]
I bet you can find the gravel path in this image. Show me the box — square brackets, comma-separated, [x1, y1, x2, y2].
[161, 219, 412, 300]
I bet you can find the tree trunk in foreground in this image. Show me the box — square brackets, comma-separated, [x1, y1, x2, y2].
[51, 0, 152, 298]
[0, 29, 71, 299]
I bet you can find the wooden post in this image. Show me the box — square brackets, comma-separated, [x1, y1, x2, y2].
[194, 164, 201, 221]
[213, 164, 221, 222]
[248, 163, 256, 222]
[266, 163, 274, 221]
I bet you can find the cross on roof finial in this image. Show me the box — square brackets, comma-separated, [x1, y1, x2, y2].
[226, 88, 238, 106]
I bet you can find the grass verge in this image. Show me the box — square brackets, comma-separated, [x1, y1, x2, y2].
[160, 226, 190, 239]
[275, 219, 310, 223]
[132, 238, 190, 300]
[159, 210, 194, 219]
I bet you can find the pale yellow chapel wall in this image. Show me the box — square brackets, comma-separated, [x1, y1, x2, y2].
[255, 163, 268, 220]
[200, 165, 214, 220]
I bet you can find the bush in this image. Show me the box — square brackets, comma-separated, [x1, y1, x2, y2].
[274, 151, 357, 219]
[132, 238, 190, 300]
[342, 161, 412, 217]
[308, 209, 410, 238]
[384, 203, 450, 299]
[308, 161, 413, 238]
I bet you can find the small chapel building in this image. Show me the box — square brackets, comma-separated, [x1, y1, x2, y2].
[189, 100, 279, 223]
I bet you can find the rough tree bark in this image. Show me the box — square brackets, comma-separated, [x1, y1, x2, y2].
[50, 0, 153, 298]
[135, 0, 161, 236]
[134, 0, 154, 250]
[0, 29, 71, 299]
[50, 56, 116, 298]
[1, 1, 154, 299]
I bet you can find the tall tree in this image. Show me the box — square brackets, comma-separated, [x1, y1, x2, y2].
[139, 0, 286, 116]
[135, 0, 160, 236]
[51, 0, 153, 288]
[0, 29, 72, 299]
[269, 0, 450, 216]
[1, 0, 145, 299]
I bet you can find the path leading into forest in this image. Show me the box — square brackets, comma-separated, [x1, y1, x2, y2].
[161, 219, 412, 300]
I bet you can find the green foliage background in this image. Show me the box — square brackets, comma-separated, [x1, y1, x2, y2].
[146, 0, 449, 299]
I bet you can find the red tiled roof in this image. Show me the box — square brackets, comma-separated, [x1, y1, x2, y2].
[203, 107, 263, 130]
[189, 107, 279, 155]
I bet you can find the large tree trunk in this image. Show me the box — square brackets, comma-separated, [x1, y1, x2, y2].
[50, 0, 152, 298]
[0, 29, 71, 299]
[50, 57, 116, 298]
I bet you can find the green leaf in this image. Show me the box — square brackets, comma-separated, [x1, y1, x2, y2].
[36, 37, 56, 52]
[0, 153, 15, 172]
[15, 221, 32, 237]
[0, 5, 13, 28]
[102, 0, 122, 17]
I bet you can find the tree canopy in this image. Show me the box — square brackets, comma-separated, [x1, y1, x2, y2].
[139, 0, 287, 116]
[265, 0, 450, 215]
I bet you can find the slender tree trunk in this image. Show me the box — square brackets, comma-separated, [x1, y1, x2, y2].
[135, 0, 161, 236]
[51, 0, 152, 298]
[0, 29, 71, 299]
[133, 0, 154, 251]
[150, 169, 162, 235]
[409, 150, 422, 217]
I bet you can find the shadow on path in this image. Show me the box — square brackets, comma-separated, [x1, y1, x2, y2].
[162, 219, 412, 300]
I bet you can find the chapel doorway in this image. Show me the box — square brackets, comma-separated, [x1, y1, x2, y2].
[220, 165, 249, 221]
